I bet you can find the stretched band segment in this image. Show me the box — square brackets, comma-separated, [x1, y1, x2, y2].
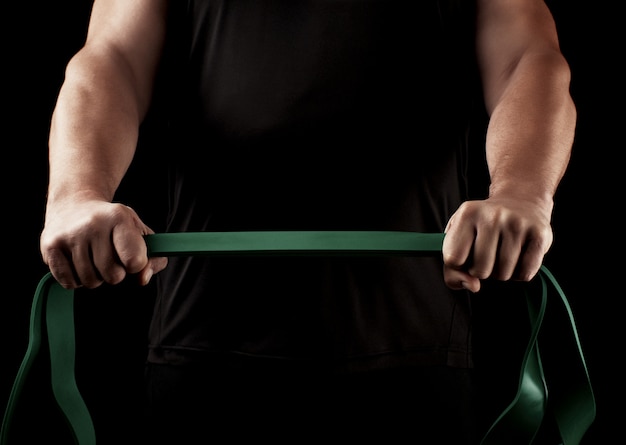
[145, 231, 445, 257]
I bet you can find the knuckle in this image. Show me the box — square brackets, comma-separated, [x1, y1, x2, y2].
[468, 267, 491, 280]
[101, 266, 127, 286]
[442, 252, 466, 268]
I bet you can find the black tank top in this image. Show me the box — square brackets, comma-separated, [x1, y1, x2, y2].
[147, 0, 480, 372]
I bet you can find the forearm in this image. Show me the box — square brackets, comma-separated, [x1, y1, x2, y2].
[476, 0, 575, 209]
[47, 0, 167, 208]
[485, 51, 575, 208]
[47, 50, 145, 205]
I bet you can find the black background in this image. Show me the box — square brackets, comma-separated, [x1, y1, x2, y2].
[1, 1, 620, 443]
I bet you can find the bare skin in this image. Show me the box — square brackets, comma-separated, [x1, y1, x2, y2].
[443, 0, 575, 292]
[41, 0, 169, 289]
[40, 0, 575, 293]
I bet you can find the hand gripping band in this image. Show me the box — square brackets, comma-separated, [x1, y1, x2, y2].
[0, 231, 596, 445]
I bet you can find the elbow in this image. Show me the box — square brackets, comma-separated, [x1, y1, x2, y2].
[483, 48, 575, 118]
[60, 48, 150, 124]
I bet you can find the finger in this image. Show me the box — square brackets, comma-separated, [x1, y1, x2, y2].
[45, 247, 82, 289]
[137, 256, 169, 286]
[71, 243, 105, 289]
[91, 230, 127, 285]
[112, 223, 150, 275]
[443, 265, 481, 293]
[513, 236, 549, 282]
[137, 225, 168, 285]
[467, 228, 499, 280]
[149, 256, 169, 274]
[493, 230, 524, 281]
[442, 217, 474, 270]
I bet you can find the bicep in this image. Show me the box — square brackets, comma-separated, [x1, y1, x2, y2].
[83, 0, 169, 114]
[475, 0, 563, 113]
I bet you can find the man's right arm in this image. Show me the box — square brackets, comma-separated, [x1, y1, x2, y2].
[40, 0, 170, 289]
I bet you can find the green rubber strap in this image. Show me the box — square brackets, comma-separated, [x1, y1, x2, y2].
[1, 231, 595, 445]
[0, 273, 96, 445]
[1, 273, 50, 444]
[145, 230, 445, 257]
[480, 272, 549, 445]
[480, 265, 596, 445]
[46, 282, 97, 445]
[537, 266, 596, 444]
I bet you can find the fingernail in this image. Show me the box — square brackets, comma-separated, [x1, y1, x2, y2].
[143, 269, 153, 286]
[460, 281, 473, 292]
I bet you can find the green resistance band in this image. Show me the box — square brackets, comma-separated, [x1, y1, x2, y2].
[1, 231, 596, 445]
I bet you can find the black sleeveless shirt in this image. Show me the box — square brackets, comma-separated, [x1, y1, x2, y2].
[147, 0, 480, 372]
